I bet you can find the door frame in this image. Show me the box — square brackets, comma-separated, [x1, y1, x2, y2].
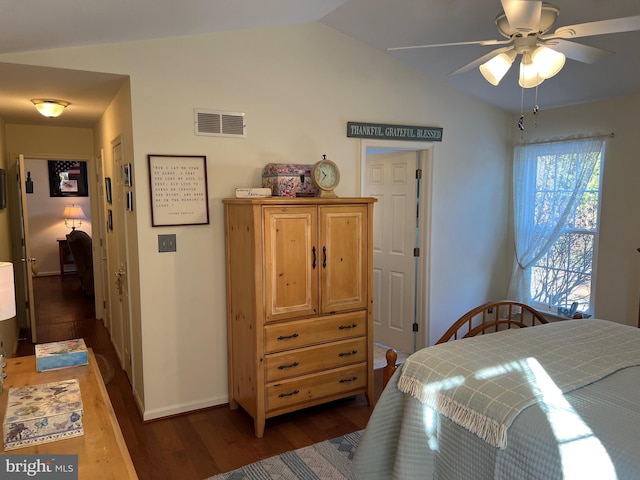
[9, 152, 102, 342]
[359, 139, 434, 350]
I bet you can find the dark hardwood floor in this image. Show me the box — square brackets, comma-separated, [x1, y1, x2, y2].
[16, 275, 380, 479]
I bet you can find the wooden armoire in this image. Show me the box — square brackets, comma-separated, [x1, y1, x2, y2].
[223, 197, 376, 437]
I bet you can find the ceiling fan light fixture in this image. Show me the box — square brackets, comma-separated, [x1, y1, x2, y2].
[518, 53, 544, 88]
[531, 46, 565, 79]
[31, 99, 70, 118]
[479, 50, 517, 86]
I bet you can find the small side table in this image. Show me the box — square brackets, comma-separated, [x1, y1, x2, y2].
[57, 238, 76, 276]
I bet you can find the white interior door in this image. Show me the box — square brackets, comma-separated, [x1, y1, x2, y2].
[112, 137, 133, 381]
[365, 150, 418, 354]
[11, 154, 37, 342]
[95, 149, 111, 327]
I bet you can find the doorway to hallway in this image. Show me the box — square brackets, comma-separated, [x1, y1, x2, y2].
[361, 140, 434, 357]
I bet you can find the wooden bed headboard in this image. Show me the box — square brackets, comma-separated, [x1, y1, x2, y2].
[436, 300, 548, 344]
[382, 300, 548, 388]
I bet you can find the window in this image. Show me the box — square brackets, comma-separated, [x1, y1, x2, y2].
[509, 137, 605, 315]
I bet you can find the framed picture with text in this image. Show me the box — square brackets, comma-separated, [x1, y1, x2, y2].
[147, 154, 209, 226]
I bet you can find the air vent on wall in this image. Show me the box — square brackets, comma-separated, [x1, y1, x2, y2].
[194, 109, 246, 138]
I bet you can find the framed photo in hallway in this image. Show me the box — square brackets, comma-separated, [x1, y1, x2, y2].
[48, 160, 89, 197]
[105, 177, 112, 204]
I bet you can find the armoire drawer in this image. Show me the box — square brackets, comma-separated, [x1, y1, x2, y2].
[264, 311, 366, 353]
[266, 363, 367, 411]
[265, 337, 366, 382]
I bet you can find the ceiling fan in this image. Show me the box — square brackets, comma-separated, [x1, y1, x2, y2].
[388, 0, 640, 88]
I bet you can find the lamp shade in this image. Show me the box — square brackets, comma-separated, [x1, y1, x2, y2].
[531, 46, 565, 79]
[519, 54, 545, 88]
[31, 99, 70, 118]
[479, 50, 516, 86]
[63, 204, 86, 231]
[0, 262, 16, 321]
[63, 205, 86, 220]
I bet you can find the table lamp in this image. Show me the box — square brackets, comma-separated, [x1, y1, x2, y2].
[63, 204, 86, 231]
[0, 262, 16, 391]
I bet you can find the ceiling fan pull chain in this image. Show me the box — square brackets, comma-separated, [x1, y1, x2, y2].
[533, 84, 540, 128]
[518, 86, 525, 136]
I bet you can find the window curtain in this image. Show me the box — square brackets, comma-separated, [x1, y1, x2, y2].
[507, 137, 604, 304]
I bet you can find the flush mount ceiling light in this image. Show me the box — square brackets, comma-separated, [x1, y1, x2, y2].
[31, 99, 70, 118]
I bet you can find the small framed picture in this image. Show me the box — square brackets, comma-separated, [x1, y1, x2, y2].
[127, 191, 134, 211]
[105, 177, 112, 204]
[123, 163, 133, 187]
[107, 209, 113, 230]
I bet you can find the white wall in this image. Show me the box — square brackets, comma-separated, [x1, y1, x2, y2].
[24, 158, 92, 276]
[510, 94, 640, 326]
[0, 23, 511, 418]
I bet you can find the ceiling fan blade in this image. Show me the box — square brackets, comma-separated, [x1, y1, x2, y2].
[547, 39, 613, 64]
[387, 38, 510, 51]
[500, 0, 542, 32]
[549, 15, 640, 39]
[545, 39, 614, 63]
[449, 46, 514, 75]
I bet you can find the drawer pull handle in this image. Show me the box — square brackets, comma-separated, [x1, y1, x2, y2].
[278, 362, 299, 370]
[279, 389, 300, 398]
[339, 350, 358, 357]
[338, 323, 358, 330]
[277, 333, 299, 341]
[312, 246, 317, 269]
[339, 376, 358, 383]
[322, 246, 327, 268]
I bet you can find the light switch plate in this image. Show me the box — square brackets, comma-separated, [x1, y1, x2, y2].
[158, 234, 176, 252]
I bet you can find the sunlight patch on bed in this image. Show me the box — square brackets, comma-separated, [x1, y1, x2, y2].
[415, 353, 618, 475]
[524, 358, 617, 479]
[420, 376, 465, 451]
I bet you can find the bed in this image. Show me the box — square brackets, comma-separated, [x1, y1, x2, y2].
[355, 303, 640, 479]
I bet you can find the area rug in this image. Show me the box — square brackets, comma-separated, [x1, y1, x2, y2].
[94, 353, 115, 385]
[205, 430, 362, 480]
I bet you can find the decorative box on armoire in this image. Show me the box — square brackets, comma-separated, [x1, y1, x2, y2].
[223, 197, 376, 437]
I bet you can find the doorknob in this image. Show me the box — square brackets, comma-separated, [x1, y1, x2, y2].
[114, 267, 126, 296]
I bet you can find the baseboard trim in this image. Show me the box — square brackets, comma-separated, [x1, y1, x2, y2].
[142, 395, 228, 421]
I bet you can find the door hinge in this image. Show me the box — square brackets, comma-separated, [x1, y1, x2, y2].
[412, 323, 419, 332]
[416, 169, 422, 179]
[413, 247, 420, 257]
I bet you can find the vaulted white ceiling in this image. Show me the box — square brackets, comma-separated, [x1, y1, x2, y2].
[0, 0, 638, 126]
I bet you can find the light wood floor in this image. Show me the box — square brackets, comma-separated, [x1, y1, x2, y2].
[17, 275, 381, 479]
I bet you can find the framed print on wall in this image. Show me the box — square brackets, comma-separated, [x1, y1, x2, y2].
[48, 160, 89, 197]
[105, 177, 112, 204]
[123, 163, 133, 187]
[147, 154, 209, 227]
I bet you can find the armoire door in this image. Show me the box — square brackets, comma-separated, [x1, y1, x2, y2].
[263, 205, 318, 321]
[319, 205, 368, 314]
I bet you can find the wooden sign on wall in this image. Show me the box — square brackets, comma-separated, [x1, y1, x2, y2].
[347, 122, 443, 142]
